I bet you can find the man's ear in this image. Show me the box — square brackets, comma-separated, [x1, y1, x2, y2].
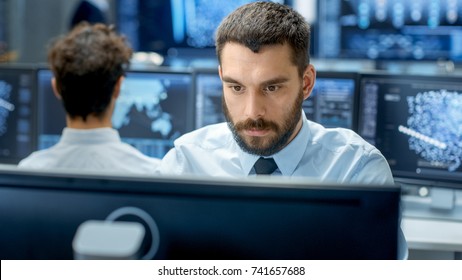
[302, 64, 316, 100]
[112, 76, 124, 100]
[218, 65, 222, 80]
[51, 78, 62, 100]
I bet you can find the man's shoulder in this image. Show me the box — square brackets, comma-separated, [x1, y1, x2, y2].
[114, 142, 162, 164]
[174, 122, 233, 149]
[308, 121, 376, 153]
[17, 149, 54, 168]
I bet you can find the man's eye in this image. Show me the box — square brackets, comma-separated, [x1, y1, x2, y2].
[266, 85, 279, 92]
[232, 85, 243, 92]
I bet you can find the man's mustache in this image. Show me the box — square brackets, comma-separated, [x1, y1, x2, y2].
[234, 118, 278, 131]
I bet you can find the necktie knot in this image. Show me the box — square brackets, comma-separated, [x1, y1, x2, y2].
[254, 157, 278, 175]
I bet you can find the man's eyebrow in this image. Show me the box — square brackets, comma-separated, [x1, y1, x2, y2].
[221, 76, 241, 84]
[221, 76, 290, 85]
[261, 77, 290, 86]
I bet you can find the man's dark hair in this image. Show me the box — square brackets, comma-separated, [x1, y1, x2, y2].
[48, 22, 132, 121]
[215, 1, 311, 76]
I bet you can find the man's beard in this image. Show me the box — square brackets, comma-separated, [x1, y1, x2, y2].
[223, 89, 304, 157]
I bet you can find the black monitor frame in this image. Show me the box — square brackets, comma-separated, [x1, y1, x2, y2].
[0, 64, 37, 164]
[0, 166, 401, 260]
[357, 72, 462, 188]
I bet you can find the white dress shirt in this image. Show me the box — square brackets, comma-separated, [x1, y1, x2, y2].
[18, 127, 160, 174]
[158, 113, 394, 185]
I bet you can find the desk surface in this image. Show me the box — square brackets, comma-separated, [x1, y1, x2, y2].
[402, 217, 462, 252]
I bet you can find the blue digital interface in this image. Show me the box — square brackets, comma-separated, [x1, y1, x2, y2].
[318, 0, 462, 61]
[36, 69, 193, 159]
[36, 69, 65, 150]
[0, 66, 36, 164]
[114, 70, 194, 158]
[304, 74, 357, 129]
[116, 0, 284, 56]
[358, 73, 462, 184]
[194, 70, 224, 128]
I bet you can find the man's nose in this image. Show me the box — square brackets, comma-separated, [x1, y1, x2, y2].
[244, 89, 266, 119]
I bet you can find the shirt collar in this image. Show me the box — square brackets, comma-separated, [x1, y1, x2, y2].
[60, 127, 121, 144]
[237, 112, 311, 176]
[238, 148, 260, 176]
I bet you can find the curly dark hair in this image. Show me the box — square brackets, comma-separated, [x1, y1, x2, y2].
[215, 1, 311, 76]
[48, 22, 132, 121]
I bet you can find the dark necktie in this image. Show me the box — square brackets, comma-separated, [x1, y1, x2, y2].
[254, 157, 278, 175]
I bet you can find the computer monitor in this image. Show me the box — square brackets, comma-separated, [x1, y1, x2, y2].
[36, 67, 66, 150]
[318, 0, 462, 62]
[193, 69, 358, 129]
[0, 65, 37, 164]
[115, 0, 285, 61]
[0, 166, 401, 259]
[36, 68, 194, 159]
[357, 72, 462, 187]
[193, 68, 223, 128]
[113, 68, 194, 158]
[305, 71, 358, 129]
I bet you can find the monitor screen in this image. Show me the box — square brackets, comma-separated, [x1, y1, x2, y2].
[0, 65, 37, 164]
[358, 72, 462, 186]
[0, 167, 401, 259]
[305, 71, 358, 129]
[36, 68, 66, 150]
[193, 69, 358, 129]
[193, 68, 223, 128]
[113, 69, 194, 158]
[115, 0, 285, 58]
[318, 0, 462, 61]
[36, 68, 194, 159]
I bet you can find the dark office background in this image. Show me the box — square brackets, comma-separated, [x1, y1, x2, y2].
[2, 0, 116, 64]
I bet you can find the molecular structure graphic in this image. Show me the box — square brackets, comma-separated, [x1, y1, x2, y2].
[0, 81, 14, 137]
[400, 90, 462, 172]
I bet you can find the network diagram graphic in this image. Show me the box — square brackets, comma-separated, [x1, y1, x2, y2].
[399, 90, 462, 172]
